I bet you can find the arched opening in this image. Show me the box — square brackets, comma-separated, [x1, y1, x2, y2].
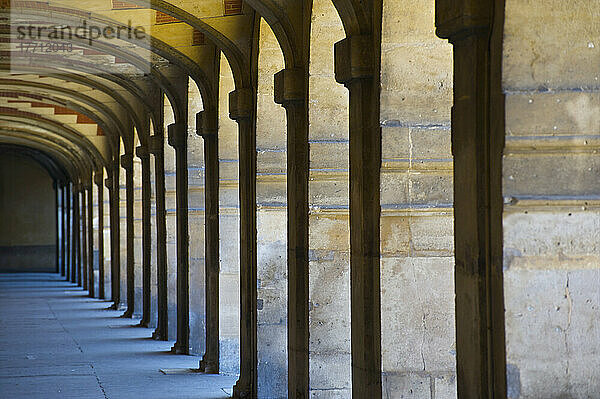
[0, 150, 57, 273]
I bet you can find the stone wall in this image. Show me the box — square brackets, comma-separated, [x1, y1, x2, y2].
[503, 1, 600, 397]
[379, 0, 456, 398]
[219, 52, 241, 375]
[308, 1, 352, 397]
[256, 18, 288, 398]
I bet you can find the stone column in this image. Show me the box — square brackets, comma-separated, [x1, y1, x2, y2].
[61, 184, 67, 277]
[334, 35, 382, 397]
[197, 110, 220, 374]
[274, 68, 309, 398]
[435, 1, 507, 397]
[137, 145, 152, 327]
[149, 134, 168, 340]
[71, 183, 79, 284]
[87, 181, 94, 297]
[107, 165, 121, 309]
[121, 153, 135, 318]
[95, 171, 105, 299]
[168, 122, 190, 354]
[66, 183, 71, 280]
[54, 181, 60, 274]
[81, 184, 88, 289]
[230, 88, 258, 398]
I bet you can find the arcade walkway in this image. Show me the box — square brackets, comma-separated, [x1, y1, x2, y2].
[0, 273, 236, 399]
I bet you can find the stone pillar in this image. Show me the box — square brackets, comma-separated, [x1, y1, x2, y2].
[121, 153, 135, 318]
[168, 122, 190, 354]
[137, 145, 152, 327]
[435, 1, 507, 397]
[95, 171, 105, 299]
[230, 88, 258, 398]
[197, 110, 220, 374]
[81, 184, 88, 289]
[274, 68, 309, 398]
[149, 133, 169, 340]
[66, 183, 71, 280]
[107, 163, 121, 309]
[54, 181, 60, 274]
[334, 35, 382, 397]
[87, 181, 94, 297]
[61, 184, 67, 277]
[71, 183, 79, 284]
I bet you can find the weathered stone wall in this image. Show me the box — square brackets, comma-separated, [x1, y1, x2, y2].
[188, 78, 206, 355]
[308, 1, 352, 397]
[149, 155, 157, 328]
[502, 1, 600, 397]
[164, 98, 178, 339]
[255, 18, 288, 398]
[218, 52, 241, 375]
[119, 144, 128, 309]
[102, 179, 112, 301]
[379, 0, 456, 398]
[133, 155, 143, 316]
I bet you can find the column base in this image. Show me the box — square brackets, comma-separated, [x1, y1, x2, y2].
[120, 310, 133, 318]
[170, 342, 189, 355]
[137, 320, 150, 328]
[107, 302, 120, 310]
[232, 379, 252, 398]
[199, 356, 218, 374]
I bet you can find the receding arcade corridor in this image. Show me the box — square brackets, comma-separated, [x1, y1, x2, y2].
[0, 273, 236, 399]
[1, 0, 599, 398]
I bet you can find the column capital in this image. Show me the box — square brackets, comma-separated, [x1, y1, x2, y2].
[121, 153, 134, 171]
[435, 0, 492, 41]
[167, 123, 187, 150]
[94, 171, 103, 186]
[104, 177, 113, 190]
[229, 88, 253, 120]
[148, 134, 164, 155]
[274, 68, 304, 105]
[196, 111, 218, 139]
[334, 35, 373, 85]
[73, 182, 83, 192]
[136, 145, 150, 160]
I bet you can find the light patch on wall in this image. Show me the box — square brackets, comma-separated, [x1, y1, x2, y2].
[566, 94, 600, 133]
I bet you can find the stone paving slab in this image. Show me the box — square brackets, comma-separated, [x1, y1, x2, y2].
[0, 273, 237, 399]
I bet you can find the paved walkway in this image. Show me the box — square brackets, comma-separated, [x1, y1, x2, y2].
[0, 273, 237, 399]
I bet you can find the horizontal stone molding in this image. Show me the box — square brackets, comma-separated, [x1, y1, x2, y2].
[506, 255, 600, 271]
[504, 197, 600, 212]
[505, 136, 600, 154]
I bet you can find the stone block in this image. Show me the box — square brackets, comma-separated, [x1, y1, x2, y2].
[504, 153, 600, 197]
[506, 92, 600, 136]
[380, 171, 410, 206]
[309, 141, 349, 170]
[504, 210, 600, 258]
[409, 215, 454, 256]
[308, 214, 350, 251]
[434, 374, 457, 399]
[503, 0, 600, 89]
[382, 373, 431, 398]
[382, 127, 411, 160]
[380, 215, 411, 257]
[309, 179, 349, 208]
[309, 352, 352, 391]
[381, 45, 452, 125]
[381, 257, 456, 373]
[409, 172, 453, 206]
[309, 254, 350, 354]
